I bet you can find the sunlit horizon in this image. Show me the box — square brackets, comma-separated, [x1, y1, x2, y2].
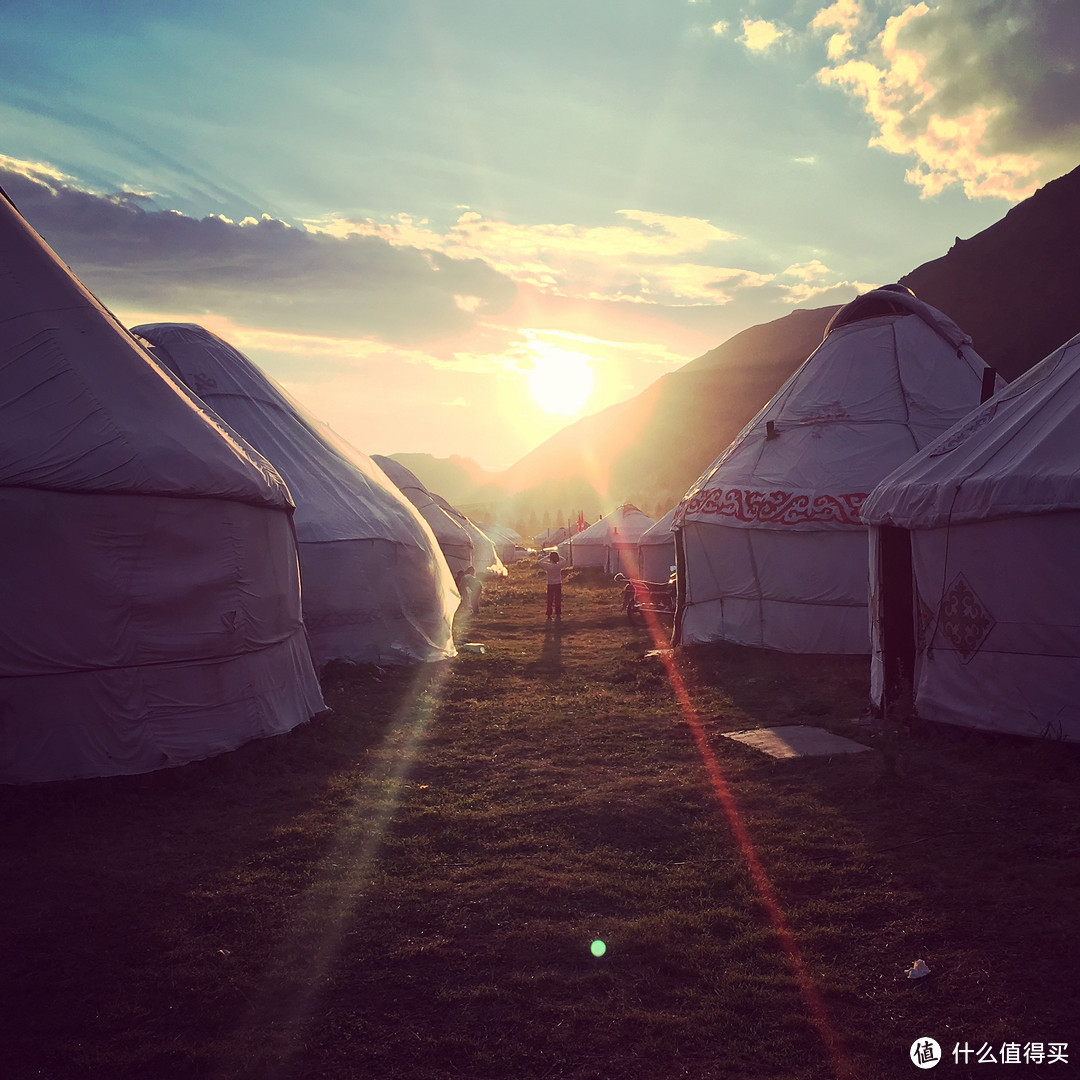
[3, 1, 1074, 468]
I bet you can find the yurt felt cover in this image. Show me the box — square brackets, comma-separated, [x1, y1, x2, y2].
[372, 455, 474, 577]
[133, 323, 459, 668]
[639, 507, 677, 583]
[478, 523, 522, 564]
[674, 289, 999, 654]
[0, 191, 324, 784]
[862, 332, 1080, 740]
[429, 492, 507, 577]
[559, 505, 655, 574]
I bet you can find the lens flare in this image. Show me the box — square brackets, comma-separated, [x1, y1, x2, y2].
[636, 601, 857, 1079]
[590, 939, 607, 957]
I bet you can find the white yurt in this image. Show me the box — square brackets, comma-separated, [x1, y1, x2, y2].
[639, 507, 678, 584]
[131, 324, 460, 669]
[429, 493, 507, 577]
[0, 191, 325, 784]
[862, 331, 1080, 741]
[372, 456, 474, 577]
[478, 523, 522, 565]
[535, 526, 570, 548]
[673, 286, 1001, 654]
[558, 504, 655, 575]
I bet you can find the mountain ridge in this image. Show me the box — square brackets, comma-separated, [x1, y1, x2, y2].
[398, 163, 1080, 533]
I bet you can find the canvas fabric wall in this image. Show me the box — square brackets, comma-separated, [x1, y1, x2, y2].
[873, 514, 1080, 741]
[0, 490, 323, 782]
[680, 522, 870, 653]
[863, 331, 1080, 739]
[372, 455, 475, 578]
[0, 195, 324, 783]
[675, 293, 996, 655]
[134, 325, 459, 667]
[558, 505, 654, 577]
[639, 508, 677, 583]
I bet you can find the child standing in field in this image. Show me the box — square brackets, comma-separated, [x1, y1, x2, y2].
[538, 550, 569, 620]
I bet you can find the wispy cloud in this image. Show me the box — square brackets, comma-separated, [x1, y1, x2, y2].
[813, 0, 1080, 201]
[3, 158, 515, 344]
[0, 152, 78, 188]
[774, 259, 873, 305]
[305, 207, 766, 306]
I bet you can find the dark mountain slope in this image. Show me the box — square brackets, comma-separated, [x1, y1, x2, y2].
[904, 162, 1080, 380]
[494, 306, 838, 519]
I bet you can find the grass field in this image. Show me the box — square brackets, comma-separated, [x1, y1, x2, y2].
[2, 562, 1078, 1079]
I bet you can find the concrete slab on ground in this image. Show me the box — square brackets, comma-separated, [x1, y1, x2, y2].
[720, 725, 872, 759]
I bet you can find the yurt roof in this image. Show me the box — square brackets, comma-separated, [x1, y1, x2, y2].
[640, 506, 677, 544]
[863, 331, 1080, 529]
[429, 492, 506, 574]
[676, 287, 997, 532]
[372, 455, 473, 546]
[0, 193, 288, 510]
[571, 504, 655, 544]
[132, 323, 436, 546]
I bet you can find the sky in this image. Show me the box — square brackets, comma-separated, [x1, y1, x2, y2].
[3, 0, 1080, 470]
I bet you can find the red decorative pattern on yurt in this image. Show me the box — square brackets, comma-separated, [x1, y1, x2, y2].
[682, 488, 867, 526]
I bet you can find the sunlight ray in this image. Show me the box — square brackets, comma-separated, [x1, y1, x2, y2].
[217, 661, 453, 1078]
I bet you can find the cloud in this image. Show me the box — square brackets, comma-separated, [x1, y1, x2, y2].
[782, 259, 832, 283]
[814, 0, 1080, 201]
[2, 157, 516, 345]
[811, 0, 862, 59]
[5, 153, 781, 365]
[1, 150, 781, 440]
[0, 152, 78, 188]
[773, 259, 875, 304]
[779, 279, 876, 305]
[307, 207, 763, 307]
[738, 19, 790, 52]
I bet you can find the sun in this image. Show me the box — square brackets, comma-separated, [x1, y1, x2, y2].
[527, 347, 596, 415]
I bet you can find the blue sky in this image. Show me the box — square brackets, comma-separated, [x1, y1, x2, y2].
[4, 0, 1079, 468]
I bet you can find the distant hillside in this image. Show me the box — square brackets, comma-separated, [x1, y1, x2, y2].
[386, 452, 496, 507]
[902, 162, 1080, 379]
[496, 306, 837, 521]
[402, 163, 1080, 535]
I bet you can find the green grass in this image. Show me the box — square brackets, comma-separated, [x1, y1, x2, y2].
[2, 562, 1077, 1079]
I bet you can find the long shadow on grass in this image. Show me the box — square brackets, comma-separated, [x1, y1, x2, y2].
[534, 622, 563, 677]
[0, 661, 447, 1080]
[670, 640, 1080, 1076]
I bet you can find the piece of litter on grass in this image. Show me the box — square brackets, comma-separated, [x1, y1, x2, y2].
[460, 642, 486, 653]
[906, 959, 931, 979]
[720, 725, 872, 759]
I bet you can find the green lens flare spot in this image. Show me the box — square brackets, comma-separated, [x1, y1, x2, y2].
[590, 939, 606, 957]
